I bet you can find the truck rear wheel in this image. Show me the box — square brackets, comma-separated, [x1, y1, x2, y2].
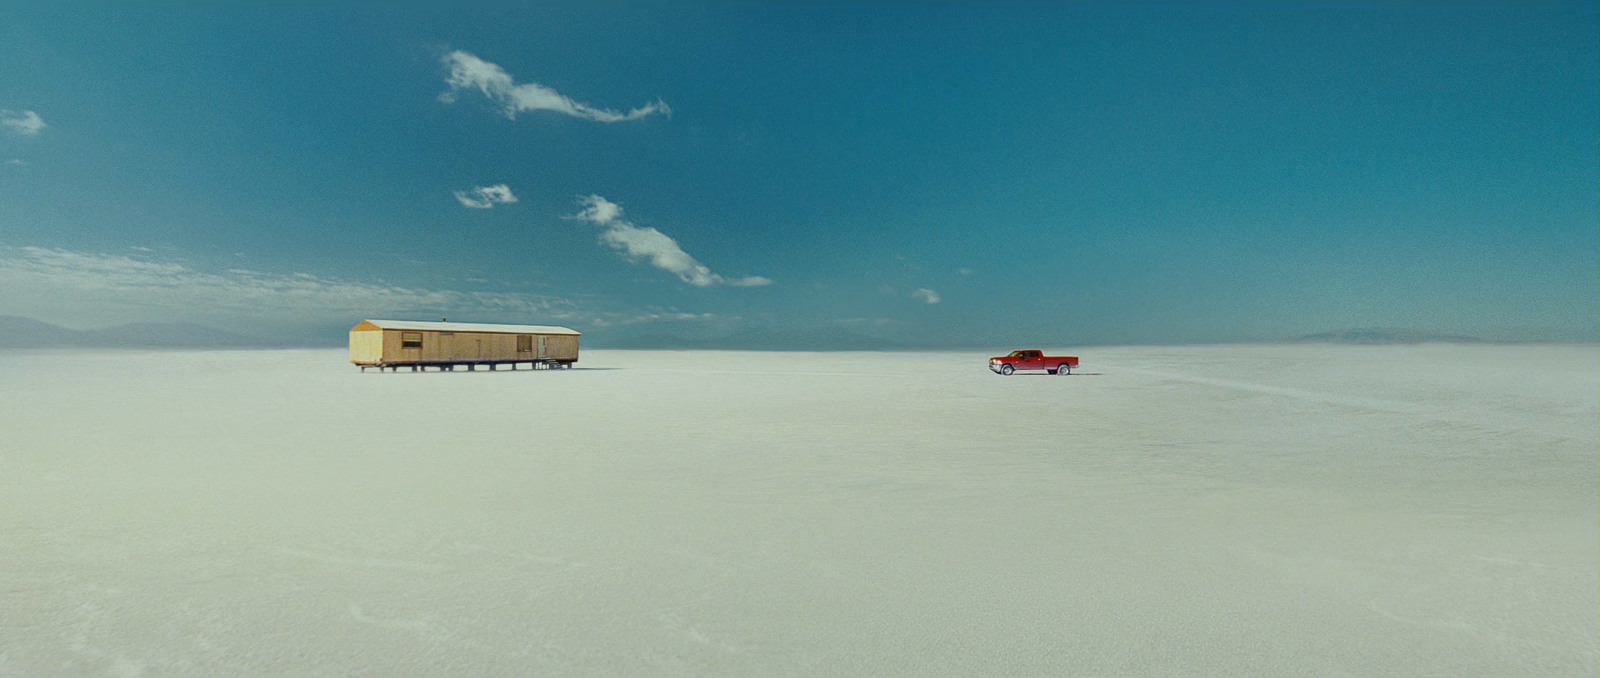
[1001, 364, 1014, 376]
[1057, 363, 1071, 375]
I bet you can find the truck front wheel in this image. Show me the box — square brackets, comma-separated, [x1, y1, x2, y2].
[1001, 364, 1014, 376]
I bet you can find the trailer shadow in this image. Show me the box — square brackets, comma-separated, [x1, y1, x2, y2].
[359, 366, 624, 374]
[463, 366, 624, 373]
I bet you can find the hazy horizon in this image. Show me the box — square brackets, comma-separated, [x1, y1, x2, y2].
[3, 312, 1587, 352]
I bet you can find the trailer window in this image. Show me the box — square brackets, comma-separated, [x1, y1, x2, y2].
[401, 332, 422, 348]
[517, 335, 533, 353]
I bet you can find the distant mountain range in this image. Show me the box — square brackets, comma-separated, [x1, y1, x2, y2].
[0, 316, 289, 349]
[1296, 328, 1484, 344]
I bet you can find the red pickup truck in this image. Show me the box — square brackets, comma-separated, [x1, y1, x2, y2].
[989, 350, 1078, 376]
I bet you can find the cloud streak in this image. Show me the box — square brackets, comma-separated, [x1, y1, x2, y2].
[912, 288, 941, 304]
[454, 184, 518, 209]
[0, 246, 573, 329]
[624, 311, 717, 325]
[1, 110, 45, 136]
[566, 196, 771, 288]
[440, 51, 669, 123]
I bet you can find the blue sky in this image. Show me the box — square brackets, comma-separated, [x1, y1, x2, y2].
[0, 2, 1595, 346]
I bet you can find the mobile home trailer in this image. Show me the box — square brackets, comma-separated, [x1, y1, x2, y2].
[349, 320, 579, 372]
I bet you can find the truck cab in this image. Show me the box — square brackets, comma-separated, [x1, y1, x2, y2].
[989, 349, 1078, 376]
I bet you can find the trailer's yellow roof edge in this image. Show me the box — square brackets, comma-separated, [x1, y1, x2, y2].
[359, 319, 580, 335]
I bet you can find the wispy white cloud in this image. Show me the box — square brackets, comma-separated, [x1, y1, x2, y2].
[566, 195, 772, 288]
[454, 183, 518, 209]
[624, 311, 717, 325]
[958, 267, 973, 276]
[912, 288, 941, 304]
[440, 51, 669, 124]
[5, 159, 22, 166]
[837, 317, 902, 328]
[1, 110, 45, 136]
[0, 246, 574, 329]
[570, 194, 624, 224]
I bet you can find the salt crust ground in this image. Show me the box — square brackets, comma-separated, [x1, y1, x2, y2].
[1, 345, 1595, 676]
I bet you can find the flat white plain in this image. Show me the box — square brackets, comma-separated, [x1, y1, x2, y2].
[1, 345, 1595, 676]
